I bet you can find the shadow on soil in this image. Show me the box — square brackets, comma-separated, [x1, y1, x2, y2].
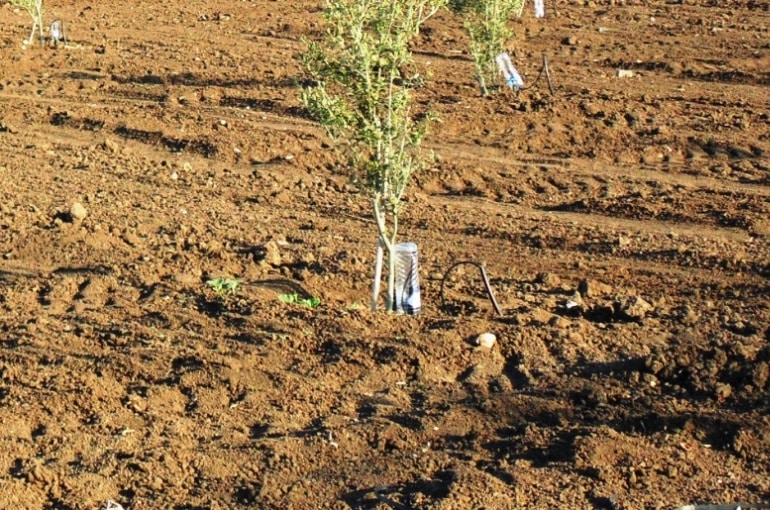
[342, 472, 454, 510]
[115, 124, 219, 157]
[111, 72, 299, 90]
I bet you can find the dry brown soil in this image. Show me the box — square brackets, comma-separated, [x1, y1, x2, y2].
[1, 0, 770, 509]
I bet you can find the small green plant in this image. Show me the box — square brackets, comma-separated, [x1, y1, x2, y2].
[278, 293, 321, 309]
[206, 277, 241, 298]
[9, 0, 44, 46]
[301, 0, 445, 312]
[450, 0, 525, 95]
[346, 301, 364, 312]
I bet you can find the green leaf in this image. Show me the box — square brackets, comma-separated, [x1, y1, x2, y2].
[278, 293, 321, 309]
[206, 277, 241, 296]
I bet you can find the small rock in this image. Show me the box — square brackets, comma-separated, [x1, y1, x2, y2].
[121, 232, 141, 247]
[641, 146, 664, 165]
[577, 279, 612, 298]
[752, 362, 769, 389]
[549, 315, 571, 329]
[260, 240, 282, 267]
[619, 296, 652, 320]
[749, 219, 770, 237]
[0, 121, 18, 134]
[490, 375, 514, 393]
[103, 138, 119, 153]
[642, 373, 659, 387]
[676, 305, 700, 326]
[535, 272, 560, 287]
[475, 332, 497, 349]
[525, 307, 555, 326]
[150, 477, 164, 490]
[715, 383, 732, 401]
[582, 102, 604, 118]
[563, 36, 579, 46]
[70, 202, 87, 221]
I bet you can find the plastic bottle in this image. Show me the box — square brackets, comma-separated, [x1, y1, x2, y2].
[495, 52, 525, 91]
[393, 242, 421, 315]
[50, 19, 65, 45]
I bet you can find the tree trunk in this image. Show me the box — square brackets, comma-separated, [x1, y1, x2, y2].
[371, 239, 384, 311]
[27, 21, 37, 45]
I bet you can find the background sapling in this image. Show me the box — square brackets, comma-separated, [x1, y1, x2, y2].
[9, 0, 45, 46]
[449, 0, 525, 95]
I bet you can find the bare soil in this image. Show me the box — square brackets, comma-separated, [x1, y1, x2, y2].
[1, 1, 769, 509]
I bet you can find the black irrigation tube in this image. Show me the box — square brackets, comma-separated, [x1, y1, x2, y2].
[439, 261, 503, 317]
[520, 53, 555, 95]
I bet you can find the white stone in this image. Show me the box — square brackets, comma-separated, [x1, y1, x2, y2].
[476, 332, 497, 349]
[70, 202, 87, 220]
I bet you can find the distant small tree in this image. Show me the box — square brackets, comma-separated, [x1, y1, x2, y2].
[450, 0, 525, 95]
[9, 0, 44, 45]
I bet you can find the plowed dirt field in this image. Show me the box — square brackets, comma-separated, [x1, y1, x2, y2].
[1, 0, 769, 508]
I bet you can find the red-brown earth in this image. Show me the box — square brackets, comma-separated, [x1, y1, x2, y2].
[1, 0, 769, 508]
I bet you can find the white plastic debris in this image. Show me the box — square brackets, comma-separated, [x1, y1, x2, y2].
[496, 52, 524, 90]
[534, 0, 545, 18]
[565, 300, 581, 310]
[50, 19, 65, 45]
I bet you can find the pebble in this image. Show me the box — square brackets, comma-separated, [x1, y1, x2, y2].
[70, 202, 87, 221]
[476, 332, 497, 349]
[750, 219, 770, 237]
[620, 296, 653, 320]
[577, 279, 612, 298]
[535, 272, 561, 287]
[103, 137, 119, 153]
[261, 240, 282, 267]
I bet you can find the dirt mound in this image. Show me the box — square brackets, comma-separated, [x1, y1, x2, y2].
[641, 330, 770, 404]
